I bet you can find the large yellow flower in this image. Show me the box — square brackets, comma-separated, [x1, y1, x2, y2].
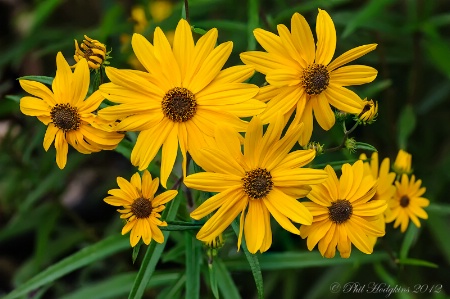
[360, 152, 396, 246]
[19, 52, 123, 169]
[184, 115, 328, 254]
[300, 161, 386, 258]
[104, 170, 178, 247]
[385, 174, 429, 232]
[99, 19, 266, 188]
[240, 9, 377, 145]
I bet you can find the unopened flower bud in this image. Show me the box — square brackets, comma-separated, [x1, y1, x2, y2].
[74, 35, 110, 70]
[357, 99, 378, 124]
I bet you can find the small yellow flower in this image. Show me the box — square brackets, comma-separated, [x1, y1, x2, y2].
[74, 35, 109, 70]
[104, 170, 178, 247]
[150, 0, 173, 22]
[358, 99, 378, 124]
[19, 52, 123, 169]
[385, 174, 429, 232]
[360, 152, 396, 246]
[300, 160, 387, 258]
[393, 149, 412, 175]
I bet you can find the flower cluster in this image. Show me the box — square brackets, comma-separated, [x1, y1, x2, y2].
[18, 9, 429, 257]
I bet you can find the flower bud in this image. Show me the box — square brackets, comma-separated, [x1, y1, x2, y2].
[74, 35, 109, 70]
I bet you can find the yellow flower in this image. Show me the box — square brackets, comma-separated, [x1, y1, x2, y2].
[393, 149, 412, 175]
[19, 52, 123, 169]
[74, 35, 108, 70]
[131, 5, 148, 33]
[240, 9, 377, 145]
[360, 152, 396, 246]
[385, 174, 429, 232]
[185, 115, 328, 254]
[358, 99, 378, 124]
[300, 160, 386, 258]
[150, 0, 173, 22]
[104, 170, 178, 247]
[99, 19, 266, 188]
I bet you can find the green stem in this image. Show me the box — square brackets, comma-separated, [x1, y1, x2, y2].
[324, 121, 359, 153]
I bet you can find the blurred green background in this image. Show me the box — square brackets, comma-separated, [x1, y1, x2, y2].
[0, 0, 449, 298]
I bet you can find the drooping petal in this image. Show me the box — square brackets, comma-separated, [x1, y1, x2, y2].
[244, 200, 265, 253]
[20, 96, 51, 117]
[312, 93, 335, 130]
[54, 130, 68, 169]
[19, 80, 56, 106]
[160, 125, 179, 188]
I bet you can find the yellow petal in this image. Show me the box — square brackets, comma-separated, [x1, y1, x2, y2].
[312, 93, 335, 130]
[266, 188, 313, 225]
[291, 12, 315, 65]
[43, 123, 58, 151]
[72, 58, 89, 106]
[154, 26, 181, 87]
[240, 51, 287, 75]
[263, 196, 300, 234]
[327, 44, 377, 72]
[325, 84, 364, 114]
[19, 80, 56, 106]
[172, 18, 194, 82]
[297, 100, 313, 146]
[184, 173, 242, 193]
[188, 41, 232, 94]
[190, 187, 241, 220]
[184, 28, 218, 87]
[213, 65, 255, 84]
[315, 9, 336, 66]
[244, 200, 265, 253]
[160, 125, 179, 188]
[266, 67, 301, 87]
[153, 190, 178, 207]
[277, 24, 304, 67]
[53, 52, 72, 104]
[330, 65, 378, 86]
[259, 86, 302, 123]
[55, 130, 68, 169]
[20, 96, 51, 117]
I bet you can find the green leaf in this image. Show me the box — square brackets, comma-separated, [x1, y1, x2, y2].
[312, 159, 359, 170]
[342, 0, 395, 38]
[225, 251, 389, 270]
[231, 221, 264, 299]
[162, 221, 203, 231]
[192, 26, 208, 35]
[397, 105, 416, 149]
[29, 0, 63, 34]
[425, 39, 450, 78]
[132, 241, 143, 264]
[400, 224, 418, 259]
[17, 76, 54, 85]
[3, 234, 129, 299]
[397, 258, 438, 268]
[215, 259, 241, 299]
[185, 232, 201, 299]
[426, 203, 450, 215]
[209, 263, 220, 299]
[355, 142, 377, 152]
[114, 139, 134, 160]
[247, 0, 259, 50]
[59, 272, 179, 299]
[128, 192, 181, 299]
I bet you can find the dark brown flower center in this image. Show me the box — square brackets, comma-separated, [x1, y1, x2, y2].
[131, 197, 152, 219]
[359, 102, 372, 117]
[328, 199, 353, 224]
[50, 103, 81, 132]
[162, 87, 197, 122]
[400, 195, 410, 208]
[242, 168, 273, 199]
[301, 63, 330, 95]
